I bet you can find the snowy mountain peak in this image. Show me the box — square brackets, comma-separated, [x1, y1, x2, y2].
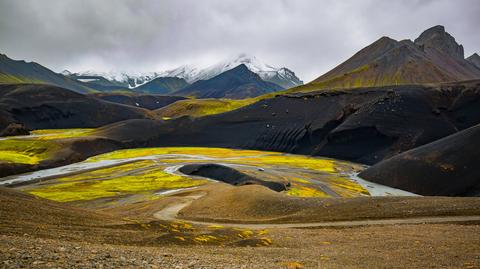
[161, 54, 303, 88]
[65, 54, 303, 90]
[60, 69, 72, 76]
[71, 70, 161, 88]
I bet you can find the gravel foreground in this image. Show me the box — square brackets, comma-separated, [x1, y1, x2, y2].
[2, 222, 480, 269]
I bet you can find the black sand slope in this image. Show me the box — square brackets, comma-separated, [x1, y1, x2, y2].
[96, 80, 480, 165]
[0, 84, 153, 134]
[179, 163, 288, 192]
[359, 123, 480, 196]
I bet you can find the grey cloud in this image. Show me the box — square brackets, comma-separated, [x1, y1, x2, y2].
[0, 0, 479, 82]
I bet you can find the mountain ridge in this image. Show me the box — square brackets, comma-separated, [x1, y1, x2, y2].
[308, 25, 480, 89]
[172, 64, 284, 99]
[69, 54, 303, 90]
[467, 53, 480, 69]
[133, 76, 189, 94]
[0, 54, 96, 93]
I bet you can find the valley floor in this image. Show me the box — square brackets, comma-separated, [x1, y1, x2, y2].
[1, 131, 480, 268]
[2, 223, 480, 268]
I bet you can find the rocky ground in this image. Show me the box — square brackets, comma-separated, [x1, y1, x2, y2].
[2, 178, 480, 268]
[2, 223, 480, 268]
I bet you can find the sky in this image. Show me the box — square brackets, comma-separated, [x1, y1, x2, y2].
[0, 0, 479, 82]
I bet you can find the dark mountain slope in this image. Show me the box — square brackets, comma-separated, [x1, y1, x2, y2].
[467, 53, 480, 69]
[173, 64, 283, 99]
[96, 80, 480, 166]
[359, 123, 480, 196]
[0, 54, 96, 93]
[308, 25, 480, 90]
[0, 84, 153, 134]
[133, 77, 189, 94]
[90, 92, 185, 110]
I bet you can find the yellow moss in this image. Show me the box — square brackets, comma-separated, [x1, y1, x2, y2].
[28, 168, 208, 202]
[23, 146, 368, 203]
[57, 160, 156, 182]
[194, 234, 217, 243]
[280, 261, 304, 268]
[0, 139, 60, 164]
[286, 186, 330, 198]
[260, 237, 273, 245]
[236, 154, 337, 173]
[208, 225, 224, 229]
[174, 236, 186, 241]
[30, 128, 94, 140]
[328, 177, 370, 197]
[156, 98, 257, 118]
[87, 147, 337, 173]
[290, 178, 311, 184]
[257, 229, 269, 235]
[87, 147, 269, 161]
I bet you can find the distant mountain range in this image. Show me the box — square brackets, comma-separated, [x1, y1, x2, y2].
[173, 64, 283, 99]
[2, 25, 479, 97]
[0, 53, 297, 97]
[65, 54, 303, 91]
[62, 70, 160, 89]
[159, 53, 303, 89]
[309, 25, 480, 89]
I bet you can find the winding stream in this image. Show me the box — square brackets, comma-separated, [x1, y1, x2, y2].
[1, 149, 417, 198]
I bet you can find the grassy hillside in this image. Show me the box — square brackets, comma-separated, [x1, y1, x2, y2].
[154, 98, 258, 118]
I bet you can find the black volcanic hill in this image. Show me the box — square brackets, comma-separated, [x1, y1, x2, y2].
[0, 54, 95, 93]
[96, 80, 480, 167]
[467, 53, 480, 69]
[90, 92, 185, 110]
[359, 123, 480, 196]
[308, 25, 480, 89]
[134, 77, 189, 94]
[0, 84, 153, 134]
[173, 64, 284, 99]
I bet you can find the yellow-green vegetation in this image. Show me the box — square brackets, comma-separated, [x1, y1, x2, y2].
[0, 128, 96, 165]
[28, 165, 208, 202]
[288, 63, 415, 93]
[237, 154, 337, 173]
[19, 146, 367, 203]
[88, 147, 338, 174]
[290, 177, 311, 184]
[0, 139, 60, 164]
[30, 128, 94, 140]
[89, 147, 339, 177]
[85, 147, 368, 199]
[57, 160, 156, 182]
[155, 98, 258, 118]
[327, 176, 370, 197]
[153, 221, 272, 246]
[286, 186, 329, 198]
[88, 147, 270, 161]
[0, 74, 44, 84]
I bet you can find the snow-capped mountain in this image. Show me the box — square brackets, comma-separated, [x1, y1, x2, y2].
[65, 54, 303, 90]
[65, 70, 162, 88]
[160, 54, 303, 88]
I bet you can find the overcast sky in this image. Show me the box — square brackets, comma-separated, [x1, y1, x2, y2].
[0, 0, 479, 82]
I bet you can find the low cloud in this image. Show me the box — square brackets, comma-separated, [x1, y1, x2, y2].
[0, 0, 479, 81]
